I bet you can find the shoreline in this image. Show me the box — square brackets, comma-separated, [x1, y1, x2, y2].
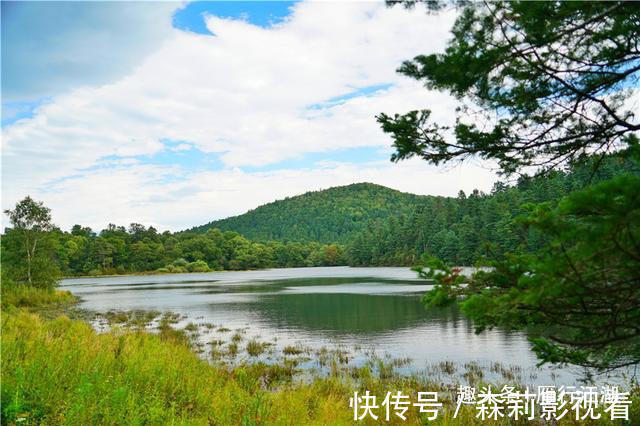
[61, 264, 489, 280]
[2, 285, 638, 424]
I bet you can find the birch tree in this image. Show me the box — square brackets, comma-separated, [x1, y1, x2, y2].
[4, 196, 56, 286]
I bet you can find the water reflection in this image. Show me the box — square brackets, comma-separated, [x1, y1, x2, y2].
[61, 267, 610, 385]
[247, 291, 446, 334]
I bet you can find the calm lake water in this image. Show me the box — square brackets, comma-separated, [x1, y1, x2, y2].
[61, 266, 619, 386]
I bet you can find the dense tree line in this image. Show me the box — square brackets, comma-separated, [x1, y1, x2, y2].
[380, 0, 639, 370]
[2, 219, 346, 280]
[190, 182, 426, 243]
[345, 155, 639, 266]
[3, 152, 636, 281]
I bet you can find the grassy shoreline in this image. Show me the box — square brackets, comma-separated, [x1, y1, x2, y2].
[1, 285, 638, 425]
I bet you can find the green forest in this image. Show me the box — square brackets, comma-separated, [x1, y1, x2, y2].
[2, 1, 639, 424]
[190, 182, 426, 243]
[1, 218, 346, 280]
[2, 151, 638, 280]
[346, 154, 640, 266]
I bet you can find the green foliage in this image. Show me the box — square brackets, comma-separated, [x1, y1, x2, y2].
[3, 183, 446, 276]
[3, 196, 60, 287]
[379, 1, 640, 371]
[416, 257, 464, 307]
[379, 1, 640, 175]
[1, 311, 266, 425]
[3, 221, 348, 277]
[419, 174, 640, 370]
[4, 310, 636, 425]
[0, 278, 77, 310]
[4, 157, 632, 278]
[185, 260, 210, 273]
[190, 182, 426, 243]
[346, 155, 639, 266]
[1, 229, 61, 287]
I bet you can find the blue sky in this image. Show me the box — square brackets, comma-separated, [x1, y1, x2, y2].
[1, 1, 497, 231]
[0, 1, 386, 169]
[1, 98, 49, 126]
[1, 1, 395, 174]
[173, 1, 297, 34]
[2, 1, 296, 112]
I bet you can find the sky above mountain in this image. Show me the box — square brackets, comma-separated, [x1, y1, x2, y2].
[1, 1, 497, 231]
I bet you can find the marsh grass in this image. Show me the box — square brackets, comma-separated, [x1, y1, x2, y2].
[2, 310, 638, 425]
[283, 345, 305, 356]
[100, 310, 161, 329]
[246, 339, 273, 357]
[227, 341, 239, 357]
[184, 321, 199, 332]
[439, 360, 456, 375]
[231, 331, 245, 343]
[160, 311, 182, 324]
[1, 288, 638, 425]
[1, 284, 77, 310]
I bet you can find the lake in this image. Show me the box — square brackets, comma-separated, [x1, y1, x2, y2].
[61, 266, 613, 386]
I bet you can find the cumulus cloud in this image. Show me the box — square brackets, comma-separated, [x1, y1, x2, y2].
[170, 143, 194, 152]
[2, 1, 497, 231]
[41, 158, 496, 232]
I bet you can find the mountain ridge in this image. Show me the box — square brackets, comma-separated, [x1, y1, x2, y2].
[188, 182, 439, 243]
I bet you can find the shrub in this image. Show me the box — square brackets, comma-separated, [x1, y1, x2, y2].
[1, 282, 77, 310]
[172, 258, 188, 267]
[186, 260, 210, 273]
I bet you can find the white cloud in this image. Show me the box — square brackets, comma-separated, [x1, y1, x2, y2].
[2, 1, 496, 231]
[39, 158, 496, 232]
[170, 143, 193, 152]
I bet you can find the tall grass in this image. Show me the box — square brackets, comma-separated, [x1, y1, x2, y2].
[1, 283, 77, 310]
[1, 282, 637, 425]
[1, 311, 353, 425]
[2, 310, 638, 425]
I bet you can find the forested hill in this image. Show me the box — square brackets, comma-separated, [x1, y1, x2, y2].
[346, 154, 640, 266]
[189, 183, 433, 243]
